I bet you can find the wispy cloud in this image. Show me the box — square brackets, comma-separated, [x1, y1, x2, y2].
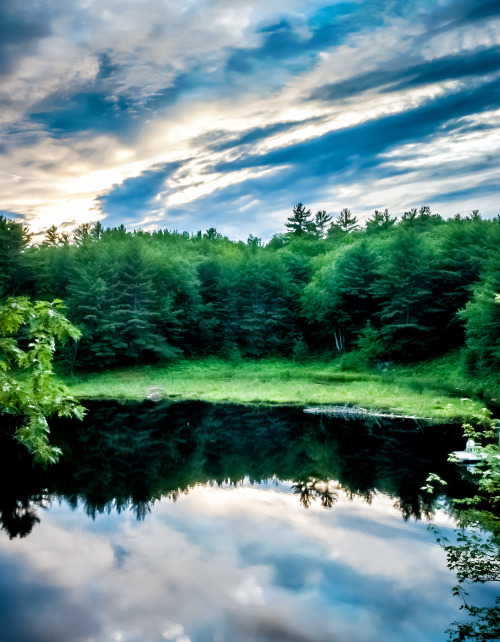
[0, 0, 499, 238]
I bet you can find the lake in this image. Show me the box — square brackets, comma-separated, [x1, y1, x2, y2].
[0, 401, 497, 642]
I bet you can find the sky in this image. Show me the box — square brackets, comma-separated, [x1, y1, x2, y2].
[1, 0, 500, 241]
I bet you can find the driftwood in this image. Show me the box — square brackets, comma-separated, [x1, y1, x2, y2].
[303, 405, 425, 421]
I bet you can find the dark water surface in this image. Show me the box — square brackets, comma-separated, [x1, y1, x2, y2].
[0, 401, 496, 642]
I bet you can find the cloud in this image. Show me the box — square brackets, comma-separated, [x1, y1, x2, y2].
[97, 162, 182, 227]
[0, 1, 52, 76]
[309, 45, 500, 102]
[1, 483, 494, 642]
[209, 78, 500, 184]
[0, 0, 499, 237]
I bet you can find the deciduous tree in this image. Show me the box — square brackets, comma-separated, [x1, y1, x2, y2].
[0, 297, 84, 464]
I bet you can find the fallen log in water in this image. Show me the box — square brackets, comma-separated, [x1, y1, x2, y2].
[303, 405, 425, 421]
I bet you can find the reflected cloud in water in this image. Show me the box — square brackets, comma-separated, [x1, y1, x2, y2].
[0, 401, 496, 641]
[0, 481, 495, 642]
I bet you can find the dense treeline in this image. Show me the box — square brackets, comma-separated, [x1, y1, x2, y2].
[1, 205, 500, 387]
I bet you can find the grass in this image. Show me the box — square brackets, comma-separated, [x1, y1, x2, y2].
[63, 355, 486, 421]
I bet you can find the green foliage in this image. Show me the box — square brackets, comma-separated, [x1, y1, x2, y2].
[459, 249, 500, 389]
[314, 210, 332, 238]
[355, 325, 386, 364]
[365, 209, 396, 234]
[302, 241, 377, 352]
[329, 207, 359, 234]
[428, 405, 500, 642]
[372, 230, 439, 358]
[3, 204, 500, 402]
[0, 216, 32, 298]
[285, 203, 313, 237]
[0, 297, 85, 464]
[292, 335, 309, 362]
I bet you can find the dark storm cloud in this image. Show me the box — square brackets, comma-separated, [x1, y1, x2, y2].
[310, 45, 500, 102]
[0, 0, 52, 75]
[97, 162, 182, 226]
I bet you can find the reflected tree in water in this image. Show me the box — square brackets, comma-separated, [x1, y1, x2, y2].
[0, 401, 466, 539]
[292, 478, 338, 509]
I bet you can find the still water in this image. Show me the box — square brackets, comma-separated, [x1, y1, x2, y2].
[0, 401, 496, 642]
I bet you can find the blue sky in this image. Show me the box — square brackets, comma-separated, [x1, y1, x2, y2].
[0, 0, 499, 240]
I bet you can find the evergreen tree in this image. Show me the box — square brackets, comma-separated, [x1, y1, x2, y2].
[73, 223, 91, 246]
[66, 251, 120, 370]
[400, 206, 444, 230]
[365, 209, 396, 234]
[239, 256, 292, 356]
[43, 225, 60, 246]
[90, 221, 104, 240]
[329, 208, 359, 234]
[459, 249, 500, 385]
[0, 216, 32, 297]
[285, 203, 313, 237]
[111, 243, 174, 364]
[371, 230, 439, 358]
[314, 210, 332, 238]
[204, 228, 223, 241]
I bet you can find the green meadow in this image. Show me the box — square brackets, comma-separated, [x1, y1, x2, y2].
[64, 355, 485, 420]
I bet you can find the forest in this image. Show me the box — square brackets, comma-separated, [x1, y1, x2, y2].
[1, 204, 500, 396]
[2, 207, 500, 640]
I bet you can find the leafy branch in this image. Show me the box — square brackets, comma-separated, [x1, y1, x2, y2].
[0, 297, 85, 464]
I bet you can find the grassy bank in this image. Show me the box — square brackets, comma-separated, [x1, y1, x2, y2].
[64, 356, 485, 420]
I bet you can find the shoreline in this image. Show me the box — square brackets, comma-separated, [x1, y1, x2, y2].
[63, 357, 484, 421]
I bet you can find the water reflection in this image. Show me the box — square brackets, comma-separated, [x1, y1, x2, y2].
[0, 401, 495, 642]
[0, 401, 468, 538]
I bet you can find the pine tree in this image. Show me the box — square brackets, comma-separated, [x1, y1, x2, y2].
[0, 216, 32, 297]
[459, 249, 500, 384]
[90, 221, 104, 240]
[314, 210, 332, 238]
[365, 209, 396, 234]
[329, 208, 359, 234]
[371, 230, 439, 357]
[43, 225, 60, 246]
[73, 223, 91, 246]
[110, 244, 172, 364]
[400, 206, 444, 230]
[204, 227, 223, 240]
[285, 203, 313, 237]
[66, 253, 120, 370]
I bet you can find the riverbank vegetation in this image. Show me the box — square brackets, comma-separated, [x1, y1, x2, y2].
[64, 355, 484, 420]
[2, 205, 500, 414]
